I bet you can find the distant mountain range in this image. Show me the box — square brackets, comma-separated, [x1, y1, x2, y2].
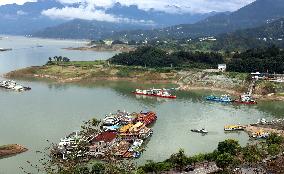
[0, 0, 217, 37]
[108, 0, 284, 41]
[0, 0, 64, 35]
[32, 19, 156, 40]
[2, 0, 283, 44]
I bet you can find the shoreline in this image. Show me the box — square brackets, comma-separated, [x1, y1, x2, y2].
[63, 44, 136, 53]
[4, 64, 284, 101]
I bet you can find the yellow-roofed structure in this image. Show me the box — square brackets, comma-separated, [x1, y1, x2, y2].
[129, 122, 144, 133]
[119, 124, 134, 133]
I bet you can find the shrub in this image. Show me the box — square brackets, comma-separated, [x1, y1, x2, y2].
[217, 139, 240, 156]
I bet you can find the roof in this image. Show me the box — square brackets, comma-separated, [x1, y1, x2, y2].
[225, 125, 239, 129]
[129, 122, 144, 132]
[119, 124, 134, 133]
[93, 132, 117, 143]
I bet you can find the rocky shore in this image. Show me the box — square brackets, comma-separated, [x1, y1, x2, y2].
[0, 144, 28, 158]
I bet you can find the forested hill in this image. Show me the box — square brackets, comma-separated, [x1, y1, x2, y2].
[108, 0, 284, 41]
[212, 18, 284, 51]
[109, 46, 284, 75]
[32, 19, 154, 40]
[109, 46, 224, 68]
[228, 46, 284, 73]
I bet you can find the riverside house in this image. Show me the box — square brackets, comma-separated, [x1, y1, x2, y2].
[89, 132, 117, 157]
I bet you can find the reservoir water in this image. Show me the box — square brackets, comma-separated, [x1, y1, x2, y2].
[0, 36, 284, 174]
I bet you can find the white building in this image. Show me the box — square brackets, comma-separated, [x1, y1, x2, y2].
[218, 64, 227, 72]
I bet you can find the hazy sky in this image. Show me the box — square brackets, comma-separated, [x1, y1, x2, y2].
[0, 0, 256, 23]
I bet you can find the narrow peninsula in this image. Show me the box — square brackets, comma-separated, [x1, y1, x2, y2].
[0, 144, 28, 159]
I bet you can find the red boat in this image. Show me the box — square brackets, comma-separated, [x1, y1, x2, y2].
[136, 111, 157, 125]
[234, 100, 257, 105]
[133, 88, 177, 99]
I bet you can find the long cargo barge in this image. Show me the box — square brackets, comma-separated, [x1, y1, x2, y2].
[133, 88, 177, 99]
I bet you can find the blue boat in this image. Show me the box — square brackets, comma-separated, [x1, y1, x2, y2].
[205, 95, 232, 103]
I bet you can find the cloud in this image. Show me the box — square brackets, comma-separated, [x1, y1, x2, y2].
[41, 0, 255, 24]
[2, 0, 256, 24]
[17, 10, 28, 15]
[42, 3, 155, 25]
[55, 0, 256, 13]
[0, 0, 37, 6]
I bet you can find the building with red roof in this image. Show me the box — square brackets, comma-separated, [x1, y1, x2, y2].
[93, 132, 117, 143]
[89, 132, 117, 157]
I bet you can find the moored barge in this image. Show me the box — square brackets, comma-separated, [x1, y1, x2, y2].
[133, 88, 176, 99]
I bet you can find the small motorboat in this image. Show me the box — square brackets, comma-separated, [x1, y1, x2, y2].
[191, 128, 208, 134]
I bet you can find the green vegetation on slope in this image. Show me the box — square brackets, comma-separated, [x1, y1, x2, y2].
[212, 18, 284, 52]
[228, 46, 284, 73]
[109, 46, 224, 69]
[109, 45, 284, 75]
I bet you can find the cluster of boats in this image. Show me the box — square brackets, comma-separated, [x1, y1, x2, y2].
[0, 80, 31, 91]
[133, 88, 176, 99]
[132, 87, 258, 106]
[57, 110, 157, 160]
[206, 94, 257, 104]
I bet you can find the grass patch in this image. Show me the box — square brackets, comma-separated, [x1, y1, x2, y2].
[116, 68, 131, 77]
[52, 60, 107, 67]
[225, 72, 249, 81]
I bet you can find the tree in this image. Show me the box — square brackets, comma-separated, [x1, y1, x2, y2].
[216, 153, 234, 171]
[91, 163, 105, 174]
[63, 57, 70, 62]
[168, 149, 188, 172]
[268, 144, 281, 156]
[217, 139, 240, 156]
[74, 166, 90, 174]
[267, 133, 284, 146]
[139, 160, 159, 173]
[242, 145, 263, 163]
